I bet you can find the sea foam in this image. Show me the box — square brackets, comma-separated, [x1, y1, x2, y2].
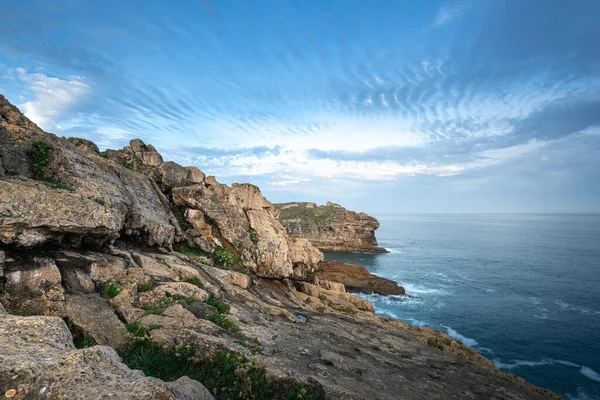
[443, 326, 478, 347]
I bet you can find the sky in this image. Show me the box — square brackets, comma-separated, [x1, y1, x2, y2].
[1, 0, 599, 213]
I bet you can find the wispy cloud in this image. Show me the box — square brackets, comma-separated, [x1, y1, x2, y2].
[429, 5, 462, 30]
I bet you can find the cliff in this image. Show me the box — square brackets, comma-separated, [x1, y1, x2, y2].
[0, 94, 560, 400]
[318, 260, 405, 296]
[274, 202, 388, 253]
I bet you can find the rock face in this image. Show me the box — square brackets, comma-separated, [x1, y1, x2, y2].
[318, 260, 405, 296]
[0, 314, 213, 400]
[274, 202, 388, 253]
[0, 94, 561, 400]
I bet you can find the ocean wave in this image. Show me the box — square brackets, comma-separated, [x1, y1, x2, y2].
[443, 326, 478, 347]
[580, 366, 600, 382]
[566, 387, 599, 400]
[384, 247, 404, 254]
[493, 358, 599, 383]
[402, 282, 448, 295]
[555, 300, 600, 318]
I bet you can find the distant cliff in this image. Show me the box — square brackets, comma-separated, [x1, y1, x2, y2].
[274, 202, 388, 253]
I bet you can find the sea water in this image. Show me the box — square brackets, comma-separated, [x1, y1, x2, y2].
[324, 214, 600, 400]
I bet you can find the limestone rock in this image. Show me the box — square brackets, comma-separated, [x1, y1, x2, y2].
[0, 314, 214, 400]
[274, 201, 388, 253]
[318, 260, 405, 296]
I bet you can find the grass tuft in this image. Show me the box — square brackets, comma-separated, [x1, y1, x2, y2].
[42, 181, 75, 192]
[206, 298, 231, 314]
[104, 281, 123, 298]
[207, 312, 240, 333]
[249, 227, 259, 245]
[183, 276, 204, 288]
[94, 197, 106, 206]
[137, 282, 152, 292]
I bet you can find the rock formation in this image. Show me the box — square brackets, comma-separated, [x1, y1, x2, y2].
[274, 202, 388, 253]
[0, 94, 561, 400]
[318, 260, 405, 296]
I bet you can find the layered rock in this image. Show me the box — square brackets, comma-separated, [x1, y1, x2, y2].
[0, 313, 213, 400]
[318, 260, 405, 296]
[274, 201, 388, 253]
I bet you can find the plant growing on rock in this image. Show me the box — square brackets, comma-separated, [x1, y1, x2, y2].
[137, 282, 152, 292]
[207, 312, 240, 333]
[94, 197, 106, 206]
[32, 140, 51, 179]
[143, 297, 174, 315]
[211, 246, 235, 267]
[183, 276, 204, 288]
[250, 227, 259, 245]
[206, 298, 231, 314]
[170, 204, 188, 231]
[104, 281, 123, 298]
[42, 181, 75, 192]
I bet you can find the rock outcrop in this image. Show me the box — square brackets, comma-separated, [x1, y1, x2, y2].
[274, 202, 388, 253]
[318, 260, 405, 296]
[0, 313, 213, 400]
[0, 94, 561, 400]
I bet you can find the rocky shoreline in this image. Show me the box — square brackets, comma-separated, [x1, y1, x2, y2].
[0, 94, 561, 399]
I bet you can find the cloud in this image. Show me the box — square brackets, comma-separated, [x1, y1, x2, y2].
[430, 5, 462, 29]
[15, 68, 90, 130]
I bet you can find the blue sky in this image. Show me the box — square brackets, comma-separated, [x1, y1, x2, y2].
[1, 0, 599, 213]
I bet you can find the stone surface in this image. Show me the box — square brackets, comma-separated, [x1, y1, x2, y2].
[275, 201, 388, 253]
[318, 260, 405, 296]
[0, 314, 213, 400]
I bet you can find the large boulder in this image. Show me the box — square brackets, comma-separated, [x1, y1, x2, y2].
[0, 314, 213, 400]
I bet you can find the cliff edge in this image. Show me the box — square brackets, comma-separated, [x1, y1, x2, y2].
[0, 94, 560, 400]
[274, 202, 388, 253]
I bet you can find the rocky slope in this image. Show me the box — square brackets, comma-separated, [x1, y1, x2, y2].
[274, 202, 388, 253]
[0, 94, 560, 400]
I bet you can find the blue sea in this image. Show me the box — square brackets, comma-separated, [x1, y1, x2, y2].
[324, 214, 600, 400]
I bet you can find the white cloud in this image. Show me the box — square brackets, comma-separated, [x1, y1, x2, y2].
[16, 68, 90, 130]
[430, 5, 462, 29]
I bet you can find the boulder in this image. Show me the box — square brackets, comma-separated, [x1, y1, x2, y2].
[0, 314, 213, 400]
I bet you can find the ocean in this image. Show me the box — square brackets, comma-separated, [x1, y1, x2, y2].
[324, 214, 600, 400]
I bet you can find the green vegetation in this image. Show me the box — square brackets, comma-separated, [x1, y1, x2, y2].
[120, 160, 134, 170]
[207, 312, 240, 333]
[304, 297, 312, 304]
[426, 336, 451, 350]
[212, 246, 235, 267]
[125, 322, 152, 347]
[143, 297, 174, 315]
[104, 281, 123, 298]
[206, 298, 231, 314]
[182, 295, 196, 303]
[274, 202, 344, 228]
[67, 137, 81, 146]
[285, 383, 317, 400]
[137, 282, 152, 292]
[99, 150, 108, 158]
[64, 317, 93, 349]
[176, 244, 207, 258]
[94, 197, 106, 206]
[183, 276, 204, 288]
[0, 280, 6, 294]
[318, 294, 327, 303]
[32, 140, 51, 179]
[171, 204, 189, 231]
[42, 181, 75, 192]
[249, 227, 259, 245]
[339, 307, 355, 314]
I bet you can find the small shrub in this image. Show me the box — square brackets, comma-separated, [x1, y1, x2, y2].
[183, 276, 204, 288]
[120, 160, 134, 170]
[94, 197, 106, 206]
[99, 151, 108, 158]
[32, 140, 51, 179]
[126, 322, 151, 347]
[426, 337, 448, 350]
[207, 312, 240, 333]
[104, 281, 123, 298]
[285, 383, 317, 400]
[137, 282, 152, 292]
[176, 245, 208, 259]
[250, 227, 259, 245]
[206, 298, 231, 314]
[171, 204, 188, 231]
[143, 297, 174, 315]
[182, 295, 196, 303]
[212, 246, 235, 267]
[304, 297, 312, 304]
[318, 294, 327, 302]
[339, 307, 355, 314]
[42, 181, 75, 192]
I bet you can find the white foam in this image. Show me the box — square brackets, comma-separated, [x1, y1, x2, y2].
[493, 358, 583, 371]
[444, 326, 478, 347]
[555, 300, 600, 318]
[384, 247, 403, 254]
[402, 283, 447, 295]
[580, 366, 600, 382]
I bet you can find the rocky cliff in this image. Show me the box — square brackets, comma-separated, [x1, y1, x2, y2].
[274, 202, 388, 253]
[0, 94, 560, 400]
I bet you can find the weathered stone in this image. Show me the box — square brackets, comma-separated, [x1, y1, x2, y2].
[318, 260, 405, 296]
[275, 201, 388, 253]
[130, 138, 164, 167]
[0, 314, 213, 400]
